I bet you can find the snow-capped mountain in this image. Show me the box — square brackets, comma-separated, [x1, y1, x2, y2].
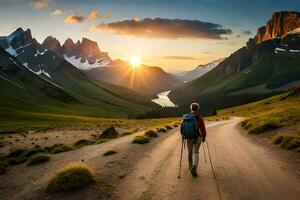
[176, 58, 224, 82]
[42, 37, 112, 70]
[0, 28, 58, 78]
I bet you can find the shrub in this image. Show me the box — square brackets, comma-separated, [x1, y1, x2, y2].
[144, 130, 158, 138]
[8, 157, 28, 165]
[27, 153, 50, 165]
[74, 139, 94, 147]
[50, 144, 74, 154]
[8, 149, 28, 158]
[157, 127, 167, 133]
[272, 134, 300, 150]
[272, 135, 283, 145]
[280, 136, 300, 150]
[47, 162, 95, 192]
[248, 119, 282, 134]
[0, 161, 8, 174]
[132, 136, 149, 144]
[103, 150, 117, 156]
[164, 125, 173, 130]
[26, 146, 46, 157]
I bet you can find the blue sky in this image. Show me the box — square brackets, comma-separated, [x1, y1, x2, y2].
[0, 0, 299, 72]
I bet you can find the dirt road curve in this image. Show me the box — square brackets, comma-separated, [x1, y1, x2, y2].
[1, 118, 300, 200]
[114, 118, 300, 200]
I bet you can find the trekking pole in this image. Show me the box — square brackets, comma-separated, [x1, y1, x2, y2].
[202, 143, 207, 163]
[178, 137, 184, 179]
[206, 139, 223, 200]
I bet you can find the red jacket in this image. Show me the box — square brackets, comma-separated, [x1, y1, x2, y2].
[196, 116, 206, 140]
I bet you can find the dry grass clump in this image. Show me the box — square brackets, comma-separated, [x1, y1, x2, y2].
[132, 136, 149, 144]
[47, 162, 95, 192]
[27, 153, 50, 165]
[144, 129, 158, 138]
[156, 127, 167, 133]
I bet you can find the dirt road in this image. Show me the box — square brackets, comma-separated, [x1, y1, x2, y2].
[1, 118, 300, 200]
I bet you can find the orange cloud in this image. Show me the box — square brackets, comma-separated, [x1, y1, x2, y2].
[95, 18, 233, 39]
[88, 11, 100, 19]
[64, 15, 85, 23]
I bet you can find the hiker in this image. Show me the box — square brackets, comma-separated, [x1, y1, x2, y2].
[180, 102, 206, 177]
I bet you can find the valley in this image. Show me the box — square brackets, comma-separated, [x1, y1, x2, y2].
[0, 5, 300, 200]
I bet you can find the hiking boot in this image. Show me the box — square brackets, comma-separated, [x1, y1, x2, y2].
[191, 165, 197, 177]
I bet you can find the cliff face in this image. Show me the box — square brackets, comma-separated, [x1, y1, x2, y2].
[255, 11, 300, 43]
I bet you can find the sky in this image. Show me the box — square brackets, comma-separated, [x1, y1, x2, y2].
[0, 0, 300, 72]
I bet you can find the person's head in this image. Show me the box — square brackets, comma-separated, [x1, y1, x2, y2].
[190, 102, 200, 112]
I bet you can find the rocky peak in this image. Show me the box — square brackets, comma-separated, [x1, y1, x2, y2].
[255, 11, 300, 43]
[80, 37, 101, 57]
[42, 36, 62, 56]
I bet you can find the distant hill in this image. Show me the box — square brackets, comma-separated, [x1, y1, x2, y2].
[0, 28, 150, 118]
[175, 58, 224, 82]
[170, 11, 300, 110]
[87, 60, 179, 96]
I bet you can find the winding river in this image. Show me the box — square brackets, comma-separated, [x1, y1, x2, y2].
[151, 90, 177, 107]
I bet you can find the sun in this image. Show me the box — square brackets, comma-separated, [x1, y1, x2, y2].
[130, 55, 141, 68]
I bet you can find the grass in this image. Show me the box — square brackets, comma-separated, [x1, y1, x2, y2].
[103, 150, 117, 156]
[25, 146, 46, 157]
[164, 125, 173, 130]
[0, 141, 4, 148]
[0, 161, 8, 174]
[156, 127, 167, 133]
[132, 136, 149, 144]
[27, 153, 50, 166]
[47, 162, 95, 192]
[144, 129, 158, 138]
[243, 119, 283, 134]
[49, 144, 74, 154]
[212, 88, 300, 152]
[74, 139, 94, 147]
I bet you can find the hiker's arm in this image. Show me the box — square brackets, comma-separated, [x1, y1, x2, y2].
[199, 118, 206, 142]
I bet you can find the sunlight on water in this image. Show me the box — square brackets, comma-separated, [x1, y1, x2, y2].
[151, 90, 177, 107]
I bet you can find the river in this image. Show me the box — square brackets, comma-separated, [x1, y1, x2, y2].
[151, 90, 177, 107]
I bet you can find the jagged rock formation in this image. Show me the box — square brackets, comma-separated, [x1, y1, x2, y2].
[255, 11, 300, 43]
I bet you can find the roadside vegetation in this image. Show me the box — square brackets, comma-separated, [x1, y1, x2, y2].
[27, 153, 50, 165]
[214, 87, 300, 152]
[132, 136, 149, 144]
[47, 162, 95, 192]
[144, 129, 158, 138]
[103, 150, 117, 156]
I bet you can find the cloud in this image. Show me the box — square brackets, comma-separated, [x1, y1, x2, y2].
[94, 18, 232, 39]
[64, 14, 85, 23]
[50, 9, 63, 16]
[162, 56, 197, 60]
[32, 0, 48, 9]
[103, 12, 112, 19]
[88, 11, 100, 19]
[242, 30, 252, 35]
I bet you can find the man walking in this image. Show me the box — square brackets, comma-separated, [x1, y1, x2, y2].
[180, 103, 207, 177]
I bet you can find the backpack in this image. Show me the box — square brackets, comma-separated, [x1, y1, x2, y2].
[181, 113, 198, 139]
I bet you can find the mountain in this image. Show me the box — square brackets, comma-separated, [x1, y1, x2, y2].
[176, 58, 224, 82]
[42, 37, 112, 70]
[0, 28, 150, 118]
[169, 11, 300, 111]
[87, 60, 179, 96]
[256, 11, 300, 43]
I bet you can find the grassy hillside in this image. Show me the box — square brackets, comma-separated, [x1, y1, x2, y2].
[169, 39, 300, 112]
[212, 87, 300, 151]
[0, 46, 152, 127]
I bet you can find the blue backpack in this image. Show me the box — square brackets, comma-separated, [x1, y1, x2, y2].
[181, 113, 198, 139]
